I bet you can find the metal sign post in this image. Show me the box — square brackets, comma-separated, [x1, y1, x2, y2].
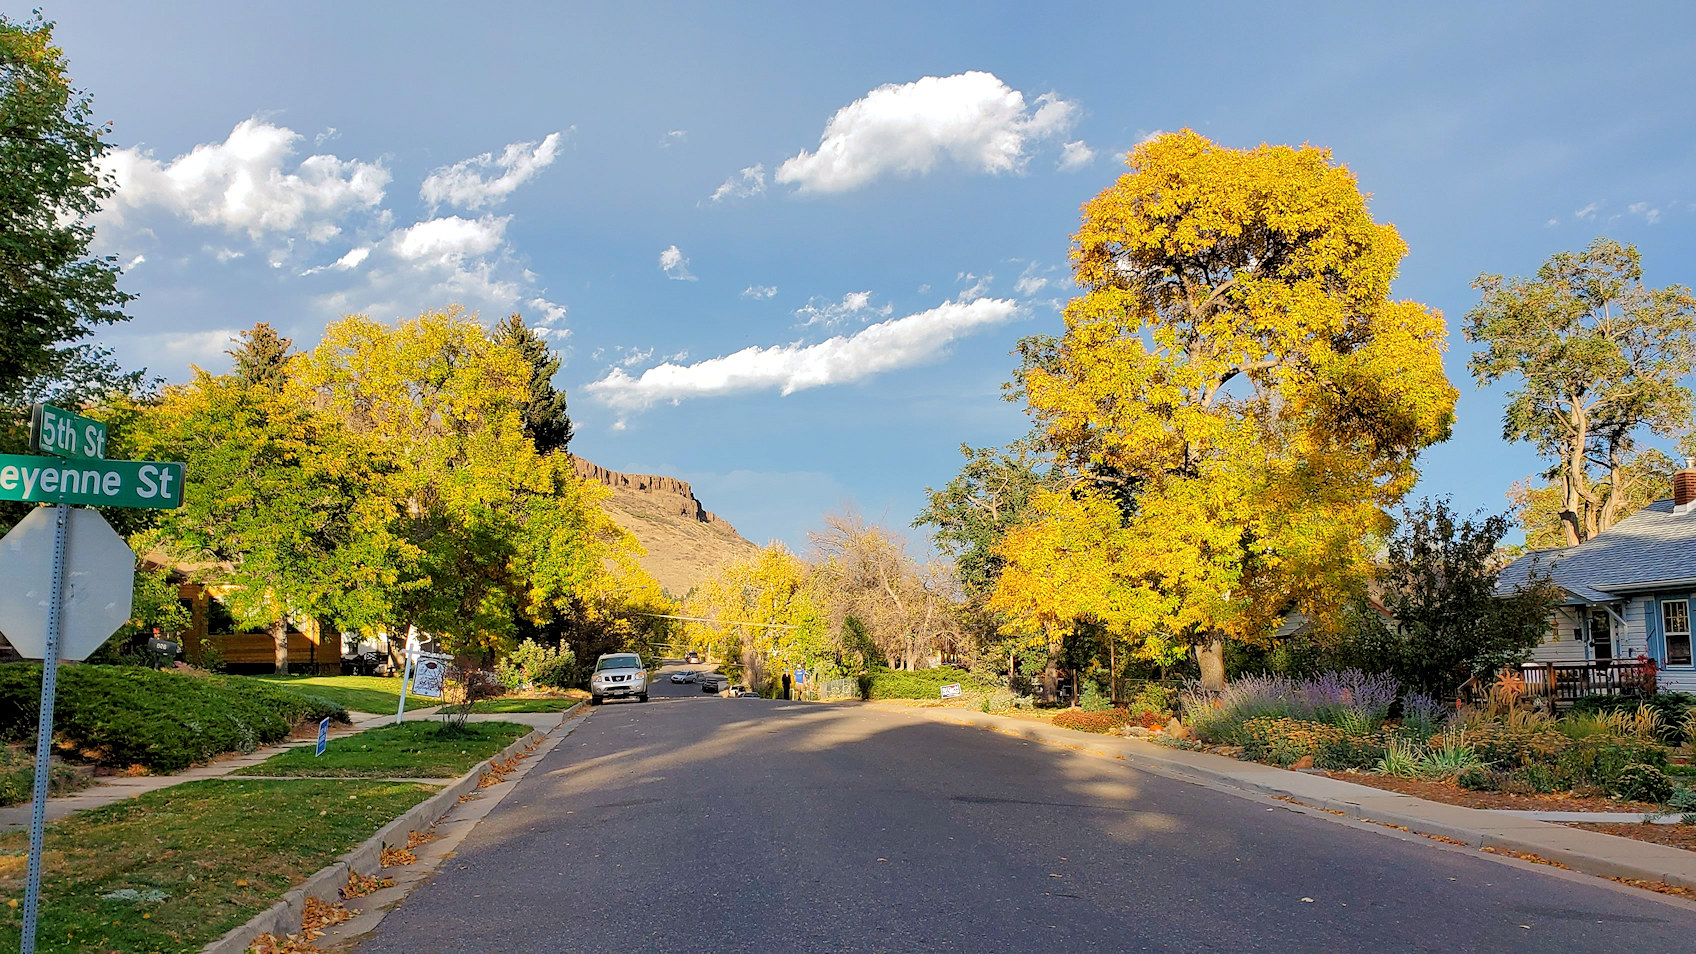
[394, 631, 421, 725]
[2, 404, 185, 954]
[18, 505, 68, 954]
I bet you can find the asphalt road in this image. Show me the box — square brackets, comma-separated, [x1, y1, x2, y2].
[356, 668, 1696, 953]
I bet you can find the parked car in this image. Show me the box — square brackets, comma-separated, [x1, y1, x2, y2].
[590, 653, 648, 704]
[699, 674, 727, 693]
[669, 672, 691, 684]
[679, 670, 698, 683]
[684, 652, 701, 664]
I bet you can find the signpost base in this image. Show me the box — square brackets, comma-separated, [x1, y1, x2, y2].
[21, 504, 69, 954]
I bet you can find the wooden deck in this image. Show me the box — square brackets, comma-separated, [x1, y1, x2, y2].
[1462, 661, 1655, 709]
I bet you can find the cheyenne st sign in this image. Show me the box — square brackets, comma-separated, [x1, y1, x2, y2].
[0, 454, 184, 509]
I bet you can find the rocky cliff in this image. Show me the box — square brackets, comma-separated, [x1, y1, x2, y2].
[571, 456, 758, 595]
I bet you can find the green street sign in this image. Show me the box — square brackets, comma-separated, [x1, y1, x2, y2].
[0, 454, 184, 509]
[30, 403, 107, 461]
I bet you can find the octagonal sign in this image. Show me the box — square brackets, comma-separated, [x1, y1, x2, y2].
[0, 507, 135, 661]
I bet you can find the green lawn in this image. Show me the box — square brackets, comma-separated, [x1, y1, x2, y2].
[0, 778, 438, 953]
[243, 720, 531, 778]
[467, 696, 581, 713]
[253, 674, 442, 714]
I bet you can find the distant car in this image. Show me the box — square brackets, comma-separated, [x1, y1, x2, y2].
[699, 674, 727, 693]
[679, 671, 698, 683]
[684, 652, 701, 664]
[669, 672, 695, 684]
[590, 653, 648, 705]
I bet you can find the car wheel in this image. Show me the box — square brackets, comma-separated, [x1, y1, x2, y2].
[590, 696, 602, 706]
[639, 693, 649, 703]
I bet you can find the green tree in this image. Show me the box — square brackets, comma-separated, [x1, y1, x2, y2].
[1355, 498, 1559, 698]
[133, 327, 397, 673]
[496, 313, 573, 455]
[1467, 238, 1696, 545]
[0, 14, 134, 407]
[230, 322, 293, 390]
[914, 438, 1055, 600]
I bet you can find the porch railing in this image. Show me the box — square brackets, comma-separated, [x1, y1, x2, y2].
[1459, 660, 1655, 709]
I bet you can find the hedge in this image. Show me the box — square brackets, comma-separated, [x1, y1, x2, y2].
[1052, 709, 1134, 734]
[0, 664, 348, 773]
[859, 667, 997, 701]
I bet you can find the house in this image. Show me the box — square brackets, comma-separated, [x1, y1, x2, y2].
[1496, 462, 1696, 696]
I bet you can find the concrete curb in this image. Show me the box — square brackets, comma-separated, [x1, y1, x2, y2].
[201, 707, 579, 954]
[890, 704, 1696, 893]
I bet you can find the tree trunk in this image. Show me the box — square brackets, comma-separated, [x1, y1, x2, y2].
[271, 617, 289, 675]
[1196, 637, 1225, 692]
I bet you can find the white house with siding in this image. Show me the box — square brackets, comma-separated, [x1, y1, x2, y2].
[1497, 468, 1696, 695]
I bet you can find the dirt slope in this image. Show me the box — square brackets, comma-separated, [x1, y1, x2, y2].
[572, 457, 759, 596]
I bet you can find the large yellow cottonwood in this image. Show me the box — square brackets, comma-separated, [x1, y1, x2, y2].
[994, 130, 1456, 687]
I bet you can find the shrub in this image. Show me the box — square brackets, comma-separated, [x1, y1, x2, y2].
[1612, 763, 1674, 803]
[1570, 692, 1696, 745]
[0, 745, 84, 806]
[1557, 735, 1669, 791]
[1456, 766, 1494, 791]
[1241, 717, 1384, 770]
[1183, 670, 1400, 744]
[1457, 713, 1569, 768]
[861, 667, 995, 701]
[496, 640, 578, 691]
[1078, 682, 1112, 712]
[1612, 763, 1675, 804]
[1052, 708, 1133, 734]
[0, 664, 347, 773]
[1501, 763, 1572, 795]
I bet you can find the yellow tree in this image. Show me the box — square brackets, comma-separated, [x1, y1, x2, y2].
[1000, 130, 1456, 688]
[684, 544, 829, 688]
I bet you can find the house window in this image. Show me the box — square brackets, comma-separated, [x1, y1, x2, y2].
[1664, 600, 1693, 667]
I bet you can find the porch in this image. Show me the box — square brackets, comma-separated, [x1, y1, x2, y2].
[1461, 660, 1654, 709]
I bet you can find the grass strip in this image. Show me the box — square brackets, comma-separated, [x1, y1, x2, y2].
[242, 721, 531, 778]
[0, 777, 438, 953]
[467, 697, 580, 713]
[253, 675, 441, 714]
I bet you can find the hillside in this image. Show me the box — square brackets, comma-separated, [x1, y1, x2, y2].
[572, 457, 760, 596]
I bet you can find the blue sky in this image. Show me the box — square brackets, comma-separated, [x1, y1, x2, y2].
[35, 0, 1696, 548]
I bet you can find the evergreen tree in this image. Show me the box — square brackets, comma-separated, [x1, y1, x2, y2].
[228, 323, 294, 391]
[496, 313, 572, 454]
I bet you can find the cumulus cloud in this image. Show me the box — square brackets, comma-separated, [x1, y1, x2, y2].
[742, 284, 778, 299]
[774, 71, 1079, 194]
[420, 132, 566, 210]
[709, 163, 767, 203]
[586, 297, 1019, 413]
[97, 118, 390, 242]
[301, 245, 372, 276]
[659, 245, 696, 281]
[793, 290, 891, 328]
[392, 215, 509, 264]
[1057, 140, 1096, 171]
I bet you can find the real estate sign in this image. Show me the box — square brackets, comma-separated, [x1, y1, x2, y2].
[0, 454, 184, 509]
[30, 403, 107, 461]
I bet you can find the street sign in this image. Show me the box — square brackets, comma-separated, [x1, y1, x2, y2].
[316, 717, 330, 757]
[0, 507, 135, 661]
[0, 454, 184, 509]
[30, 404, 106, 461]
[940, 683, 962, 699]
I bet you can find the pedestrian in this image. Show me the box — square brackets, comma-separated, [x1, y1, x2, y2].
[782, 671, 792, 700]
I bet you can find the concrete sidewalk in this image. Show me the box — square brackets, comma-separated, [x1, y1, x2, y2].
[883, 703, 1696, 891]
[0, 705, 575, 830]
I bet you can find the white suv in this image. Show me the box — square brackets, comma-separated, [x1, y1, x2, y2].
[589, 653, 648, 705]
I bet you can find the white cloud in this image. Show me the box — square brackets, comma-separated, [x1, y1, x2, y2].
[793, 290, 891, 328]
[709, 163, 767, 203]
[742, 284, 778, 299]
[1545, 218, 1559, 228]
[1057, 140, 1096, 171]
[586, 296, 1020, 413]
[98, 118, 389, 242]
[659, 245, 696, 281]
[1627, 201, 1662, 224]
[662, 130, 687, 147]
[1575, 202, 1599, 220]
[420, 132, 565, 211]
[335, 246, 370, 269]
[124, 255, 146, 269]
[1014, 261, 1049, 296]
[774, 71, 1080, 193]
[391, 215, 509, 264]
[956, 272, 993, 299]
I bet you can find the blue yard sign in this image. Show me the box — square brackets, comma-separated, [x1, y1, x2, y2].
[316, 717, 330, 757]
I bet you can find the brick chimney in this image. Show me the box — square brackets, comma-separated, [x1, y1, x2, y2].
[1676, 457, 1696, 514]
